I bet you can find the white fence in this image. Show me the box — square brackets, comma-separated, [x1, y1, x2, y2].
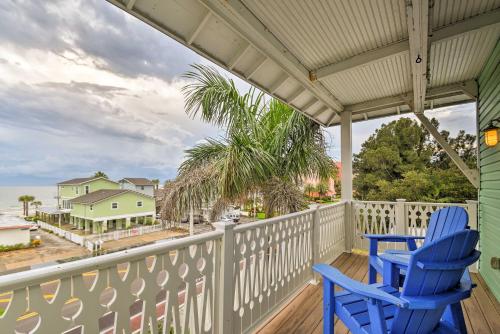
[0, 200, 478, 333]
[0, 201, 347, 334]
[87, 223, 167, 243]
[37, 221, 85, 246]
[351, 199, 478, 251]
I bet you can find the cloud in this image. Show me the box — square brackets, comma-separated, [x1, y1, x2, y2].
[0, 0, 200, 80]
[0, 0, 228, 185]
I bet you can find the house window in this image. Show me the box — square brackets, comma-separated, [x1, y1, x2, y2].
[76, 187, 79, 194]
[90, 205, 93, 211]
[140, 186, 145, 190]
[85, 185, 89, 194]
[111, 202, 118, 209]
[137, 201, 143, 207]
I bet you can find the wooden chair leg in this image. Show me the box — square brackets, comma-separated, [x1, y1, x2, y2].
[323, 280, 335, 334]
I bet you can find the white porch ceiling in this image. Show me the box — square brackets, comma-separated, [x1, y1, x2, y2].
[106, 0, 500, 126]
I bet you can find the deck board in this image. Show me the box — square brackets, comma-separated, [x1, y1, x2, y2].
[256, 253, 500, 334]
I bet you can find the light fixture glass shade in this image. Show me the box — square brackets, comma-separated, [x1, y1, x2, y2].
[484, 126, 499, 147]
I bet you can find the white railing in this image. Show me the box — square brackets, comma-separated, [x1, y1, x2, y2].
[0, 201, 347, 334]
[87, 223, 167, 243]
[37, 221, 86, 246]
[352, 199, 478, 251]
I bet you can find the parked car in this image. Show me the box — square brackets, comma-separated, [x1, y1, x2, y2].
[180, 214, 206, 224]
[223, 210, 240, 223]
[29, 222, 39, 231]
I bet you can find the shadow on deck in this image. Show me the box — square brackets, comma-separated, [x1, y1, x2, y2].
[256, 253, 500, 334]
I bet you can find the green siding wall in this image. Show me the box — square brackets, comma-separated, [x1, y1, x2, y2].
[71, 192, 154, 220]
[478, 39, 500, 301]
[59, 178, 119, 199]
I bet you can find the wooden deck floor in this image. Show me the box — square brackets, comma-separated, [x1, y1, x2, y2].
[257, 253, 500, 334]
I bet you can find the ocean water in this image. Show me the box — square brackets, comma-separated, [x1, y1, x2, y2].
[0, 186, 58, 217]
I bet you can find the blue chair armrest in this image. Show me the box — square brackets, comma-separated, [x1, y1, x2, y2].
[380, 253, 411, 267]
[313, 264, 408, 308]
[364, 234, 425, 242]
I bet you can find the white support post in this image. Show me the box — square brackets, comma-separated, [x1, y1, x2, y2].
[214, 220, 236, 334]
[311, 205, 321, 284]
[189, 203, 194, 236]
[466, 200, 478, 231]
[395, 199, 407, 250]
[341, 110, 353, 252]
[415, 113, 480, 188]
[466, 200, 479, 273]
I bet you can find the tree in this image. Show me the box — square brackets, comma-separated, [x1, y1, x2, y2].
[316, 182, 330, 198]
[18, 195, 35, 216]
[31, 201, 42, 210]
[151, 179, 160, 190]
[353, 117, 477, 202]
[93, 171, 108, 178]
[303, 184, 316, 198]
[160, 64, 335, 221]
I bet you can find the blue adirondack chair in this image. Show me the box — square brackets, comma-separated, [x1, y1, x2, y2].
[365, 206, 468, 284]
[313, 230, 480, 334]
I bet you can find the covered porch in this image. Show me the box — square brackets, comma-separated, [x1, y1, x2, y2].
[258, 253, 499, 334]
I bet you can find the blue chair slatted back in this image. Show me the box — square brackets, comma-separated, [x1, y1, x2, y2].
[391, 230, 479, 333]
[423, 206, 468, 245]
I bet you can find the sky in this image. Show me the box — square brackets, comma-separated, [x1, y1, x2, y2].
[0, 0, 477, 186]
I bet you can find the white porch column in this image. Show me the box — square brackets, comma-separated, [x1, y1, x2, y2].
[340, 110, 353, 252]
[340, 110, 353, 200]
[125, 217, 131, 228]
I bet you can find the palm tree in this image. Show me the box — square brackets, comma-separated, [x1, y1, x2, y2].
[18, 195, 35, 216]
[160, 64, 335, 221]
[316, 182, 330, 199]
[31, 201, 42, 210]
[304, 184, 316, 198]
[93, 171, 108, 178]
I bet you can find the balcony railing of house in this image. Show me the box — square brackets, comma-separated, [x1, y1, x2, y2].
[0, 200, 477, 334]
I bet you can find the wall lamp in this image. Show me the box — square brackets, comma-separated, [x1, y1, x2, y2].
[484, 118, 500, 148]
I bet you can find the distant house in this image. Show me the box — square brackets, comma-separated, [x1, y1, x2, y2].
[302, 162, 341, 198]
[70, 189, 155, 234]
[0, 223, 30, 247]
[119, 178, 155, 196]
[57, 177, 119, 209]
[37, 175, 156, 234]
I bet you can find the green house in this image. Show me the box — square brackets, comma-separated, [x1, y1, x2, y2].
[69, 189, 155, 234]
[57, 177, 119, 209]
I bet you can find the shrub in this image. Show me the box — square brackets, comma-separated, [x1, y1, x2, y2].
[0, 243, 29, 252]
[256, 212, 266, 219]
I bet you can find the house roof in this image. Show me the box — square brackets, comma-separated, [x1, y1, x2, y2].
[58, 176, 118, 185]
[106, 0, 500, 126]
[119, 178, 154, 186]
[70, 189, 153, 205]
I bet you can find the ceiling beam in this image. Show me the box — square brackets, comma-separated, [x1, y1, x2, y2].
[200, 0, 343, 114]
[126, 0, 136, 10]
[415, 113, 479, 188]
[407, 0, 430, 114]
[187, 11, 211, 45]
[344, 80, 476, 113]
[313, 9, 500, 81]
